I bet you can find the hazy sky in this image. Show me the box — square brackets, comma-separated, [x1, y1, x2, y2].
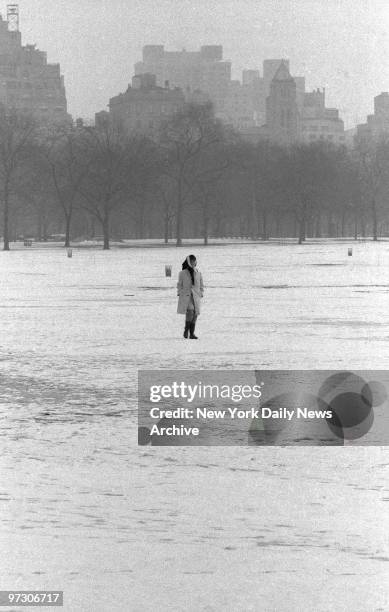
[11, 0, 389, 128]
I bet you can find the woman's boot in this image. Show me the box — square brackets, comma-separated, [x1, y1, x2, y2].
[183, 320, 191, 338]
[189, 321, 198, 339]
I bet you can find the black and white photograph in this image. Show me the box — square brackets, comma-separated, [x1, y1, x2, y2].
[0, 1, 388, 610]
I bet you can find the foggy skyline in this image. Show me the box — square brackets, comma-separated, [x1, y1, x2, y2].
[11, 0, 389, 128]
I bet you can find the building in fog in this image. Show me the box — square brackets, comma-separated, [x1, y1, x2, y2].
[374, 92, 389, 131]
[254, 62, 345, 146]
[133, 49, 349, 143]
[0, 6, 69, 124]
[221, 59, 305, 139]
[264, 61, 300, 144]
[301, 88, 345, 145]
[126, 45, 347, 146]
[96, 73, 185, 135]
[134, 45, 231, 114]
[219, 80, 257, 131]
[356, 92, 389, 141]
[218, 71, 266, 131]
[263, 58, 305, 111]
[241, 69, 266, 125]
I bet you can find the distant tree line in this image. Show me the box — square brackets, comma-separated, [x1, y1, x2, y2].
[1, 102, 389, 250]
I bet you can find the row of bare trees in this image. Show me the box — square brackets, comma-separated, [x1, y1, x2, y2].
[1, 103, 389, 250]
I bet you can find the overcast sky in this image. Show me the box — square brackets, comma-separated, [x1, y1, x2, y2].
[11, 0, 389, 128]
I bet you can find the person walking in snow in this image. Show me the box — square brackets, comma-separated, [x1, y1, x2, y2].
[177, 254, 204, 339]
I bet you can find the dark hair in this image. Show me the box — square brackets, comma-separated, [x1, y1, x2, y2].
[182, 254, 196, 285]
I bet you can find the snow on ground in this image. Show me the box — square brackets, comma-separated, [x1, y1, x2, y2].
[0, 240, 388, 611]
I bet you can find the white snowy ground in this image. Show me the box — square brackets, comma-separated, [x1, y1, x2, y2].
[0, 240, 388, 612]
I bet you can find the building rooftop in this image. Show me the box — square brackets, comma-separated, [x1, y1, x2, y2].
[272, 61, 294, 82]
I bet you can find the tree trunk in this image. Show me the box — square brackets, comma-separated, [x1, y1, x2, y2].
[90, 216, 95, 238]
[371, 198, 378, 241]
[43, 217, 48, 241]
[3, 188, 9, 251]
[175, 179, 183, 246]
[298, 221, 305, 244]
[341, 208, 346, 237]
[298, 202, 306, 245]
[164, 204, 169, 244]
[275, 212, 281, 237]
[239, 217, 244, 238]
[361, 216, 366, 237]
[262, 207, 268, 241]
[327, 213, 332, 237]
[103, 213, 110, 250]
[37, 206, 43, 241]
[315, 211, 322, 238]
[164, 216, 169, 243]
[251, 193, 258, 240]
[64, 215, 71, 247]
[203, 208, 209, 246]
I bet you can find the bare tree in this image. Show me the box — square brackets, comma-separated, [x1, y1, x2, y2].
[159, 103, 228, 246]
[42, 125, 90, 247]
[280, 142, 340, 244]
[0, 109, 37, 250]
[190, 137, 230, 245]
[154, 175, 176, 243]
[80, 122, 155, 249]
[354, 133, 389, 241]
[18, 148, 57, 240]
[236, 140, 286, 241]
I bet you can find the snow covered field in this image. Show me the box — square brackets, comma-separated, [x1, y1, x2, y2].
[0, 240, 388, 611]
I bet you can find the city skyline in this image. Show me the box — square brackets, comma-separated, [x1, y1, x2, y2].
[7, 0, 389, 128]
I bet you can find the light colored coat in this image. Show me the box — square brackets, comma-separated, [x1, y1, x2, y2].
[177, 268, 204, 315]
